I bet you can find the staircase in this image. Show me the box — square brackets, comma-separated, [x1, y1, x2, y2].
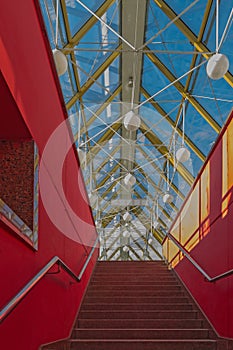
[42, 261, 231, 350]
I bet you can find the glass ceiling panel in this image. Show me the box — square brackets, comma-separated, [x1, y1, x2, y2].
[81, 57, 119, 103]
[142, 55, 185, 104]
[166, 0, 208, 36]
[40, 0, 68, 46]
[66, 0, 106, 36]
[184, 103, 218, 156]
[40, 0, 233, 259]
[188, 62, 233, 125]
[202, 1, 233, 55]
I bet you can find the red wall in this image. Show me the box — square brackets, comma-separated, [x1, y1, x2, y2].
[172, 112, 233, 338]
[0, 1, 98, 349]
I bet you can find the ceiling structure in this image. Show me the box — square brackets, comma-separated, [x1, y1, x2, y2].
[40, 0, 233, 261]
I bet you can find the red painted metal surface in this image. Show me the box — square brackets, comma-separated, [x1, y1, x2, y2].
[0, 1, 98, 349]
[173, 112, 233, 338]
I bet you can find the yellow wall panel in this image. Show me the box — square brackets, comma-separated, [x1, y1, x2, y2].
[201, 163, 210, 223]
[180, 183, 199, 245]
[227, 118, 233, 191]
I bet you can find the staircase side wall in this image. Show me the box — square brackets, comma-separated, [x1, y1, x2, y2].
[164, 111, 233, 338]
[0, 1, 98, 349]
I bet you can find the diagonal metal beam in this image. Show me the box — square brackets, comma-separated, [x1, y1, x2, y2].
[86, 121, 122, 164]
[66, 45, 122, 109]
[141, 87, 206, 162]
[131, 222, 163, 259]
[64, 0, 116, 49]
[140, 120, 195, 186]
[145, 47, 221, 133]
[80, 85, 122, 135]
[153, 0, 233, 87]
[137, 146, 186, 200]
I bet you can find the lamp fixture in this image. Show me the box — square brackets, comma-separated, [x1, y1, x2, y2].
[124, 173, 136, 187]
[123, 246, 129, 252]
[163, 161, 174, 204]
[206, 53, 229, 80]
[77, 148, 86, 164]
[52, 49, 68, 76]
[123, 110, 141, 131]
[206, 0, 229, 80]
[148, 238, 153, 245]
[123, 230, 130, 238]
[163, 192, 174, 204]
[123, 211, 132, 222]
[176, 100, 190, 163]
[127, 76, 134, 88]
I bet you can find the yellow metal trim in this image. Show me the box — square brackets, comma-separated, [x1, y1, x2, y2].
[145, 47, 221, 133]
[66, 45, 121, 109]
[153, 0, 233, 87]
[80, 85, 122, 134]
[140, 120, 195, 186]
[64, 0, 116, 49]
[141, 87, 206, 162]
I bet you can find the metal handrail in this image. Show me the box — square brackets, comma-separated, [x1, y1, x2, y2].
[166, 232, 233, 283]
[0, 236, 99, 323]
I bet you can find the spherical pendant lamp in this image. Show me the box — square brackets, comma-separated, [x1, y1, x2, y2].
[206, 53, 229, 80]
[123, 111, 141, 131]
[52, 49, 68, 76]
[163, 192, 174, 204]
[124, 173, 136, 187]
[123, 212, 132, 222]
[123, 230, 130, 238]
[123, 246, 129, 252]
[153, 220, 159, 229]
[77, 148, 85, 164]
[148, 238, 153, 245]
[89, 192, 98, 207]
[176, 146, 190, 163]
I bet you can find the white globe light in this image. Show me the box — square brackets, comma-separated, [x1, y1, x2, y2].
[163, 193, 174, 204]
[206, 53, 229, 80]
[89, 192, 98, 206]
[52, 49, 68, 76]
[123, 246, 129, 252]
[123, 212, 132, 222]
[176, 147, 190, 163]
[123, 111, 141, 131]
[124, 173, 136, 187]
[153, 220, 159, 229]
[77, 148, 86, 164]
[148, 238, 153, 245]
[123, 230, 130, 238]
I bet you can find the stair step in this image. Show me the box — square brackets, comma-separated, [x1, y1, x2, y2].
[85, 290, 186, 297]
[92, 274, 177, 283]
[72, 328, 214, 340]
[89, 279, 178, 285]
[77, 318, 209, 329]
[68, 339, 217, 350]
[87, 284, 181, 291]
[78, 310, 199, 320]
[83, 296, 191, 304]
[41, 261, 226, 350]
[81, 303, 195, 311]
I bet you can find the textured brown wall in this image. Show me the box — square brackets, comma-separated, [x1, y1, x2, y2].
[0, 140, 34, 228]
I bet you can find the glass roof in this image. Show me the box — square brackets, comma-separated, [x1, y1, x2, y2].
[40, 0, 233, 261]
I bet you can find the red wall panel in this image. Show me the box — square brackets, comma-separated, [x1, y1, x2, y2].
[0, 1, 98, 349]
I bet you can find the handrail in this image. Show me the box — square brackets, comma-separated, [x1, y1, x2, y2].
[166, 232, 233, 283]
[0, 236, 99, 323]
